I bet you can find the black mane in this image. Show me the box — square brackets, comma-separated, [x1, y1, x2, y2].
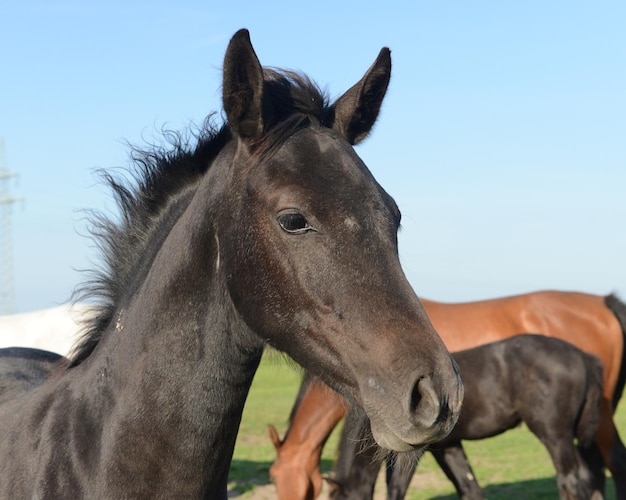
[69, 69, 330, 367]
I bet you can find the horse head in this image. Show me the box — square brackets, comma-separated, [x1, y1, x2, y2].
[212, 30, 463, 452]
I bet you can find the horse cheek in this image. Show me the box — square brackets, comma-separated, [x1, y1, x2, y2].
[221, 218, 295, 341]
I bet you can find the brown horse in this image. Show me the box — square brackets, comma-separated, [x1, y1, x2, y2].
[269, 374, 347, 499]
[269, 291, 626, 499]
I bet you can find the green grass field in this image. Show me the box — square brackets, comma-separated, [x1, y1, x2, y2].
[229, 351, 625, 499]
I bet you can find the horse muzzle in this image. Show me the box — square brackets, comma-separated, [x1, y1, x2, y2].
[360, 357, 464, 452]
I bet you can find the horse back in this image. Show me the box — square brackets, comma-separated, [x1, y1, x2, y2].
[423, 291, 623, 401]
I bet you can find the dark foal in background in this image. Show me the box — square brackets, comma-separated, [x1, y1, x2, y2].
[269, 292, 626, 500]
[331, 335, 604, 500]
[0, 30, 462, 498]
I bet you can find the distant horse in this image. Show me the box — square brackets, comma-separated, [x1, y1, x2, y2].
[0, 304, 92, 356]
[0, 347, 66, 404]
[269, 373, 348, 499]
[331, 335, 604, 500]
[269, 291, 626, 499]
[0, 30, 462, 498]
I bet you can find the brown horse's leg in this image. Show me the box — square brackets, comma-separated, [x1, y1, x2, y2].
[594, 399, 626, 499]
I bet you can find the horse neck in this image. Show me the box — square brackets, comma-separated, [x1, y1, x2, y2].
[69, 187, 264, 496]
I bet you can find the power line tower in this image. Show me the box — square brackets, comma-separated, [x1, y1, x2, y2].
[0, 138, 21, 315]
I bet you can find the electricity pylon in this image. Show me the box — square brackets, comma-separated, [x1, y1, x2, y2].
[0, 138, 21, 314]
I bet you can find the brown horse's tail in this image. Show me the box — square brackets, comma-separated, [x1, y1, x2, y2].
[576, 354, 604, 448]
[605, 293, 626, 409]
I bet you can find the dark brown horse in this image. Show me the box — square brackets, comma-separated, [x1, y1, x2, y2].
[332, 335, 604, 500]
[0, 30, 462, 498]
[0, 347, 66, 405]
[269, 291, 626, 499]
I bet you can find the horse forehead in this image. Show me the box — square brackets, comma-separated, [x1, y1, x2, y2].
[272, 127, 364, 174]
[258, 128, 376, 198]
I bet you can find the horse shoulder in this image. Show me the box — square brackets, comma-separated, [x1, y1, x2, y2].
[447, 346, 515, 441]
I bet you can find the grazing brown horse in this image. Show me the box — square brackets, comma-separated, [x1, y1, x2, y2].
[269, 374, 347, 499]
[332, 335, 605, 500]
[0, 30, 464, 498]
[269, 291, 626, 499]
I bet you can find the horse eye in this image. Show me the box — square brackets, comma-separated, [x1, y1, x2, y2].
[277, 212, 314, 234]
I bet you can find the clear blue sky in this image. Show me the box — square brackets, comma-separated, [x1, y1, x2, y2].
[1, 1, 625, 313]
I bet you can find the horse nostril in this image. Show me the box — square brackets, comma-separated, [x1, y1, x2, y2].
[410, 377, 423, 414]
[408, 376, 440, 427]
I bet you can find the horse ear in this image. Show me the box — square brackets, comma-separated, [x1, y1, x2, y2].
[268, 424, 283, 450]
[328, 48, 391, 145]
[222, 29, 265, 141]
